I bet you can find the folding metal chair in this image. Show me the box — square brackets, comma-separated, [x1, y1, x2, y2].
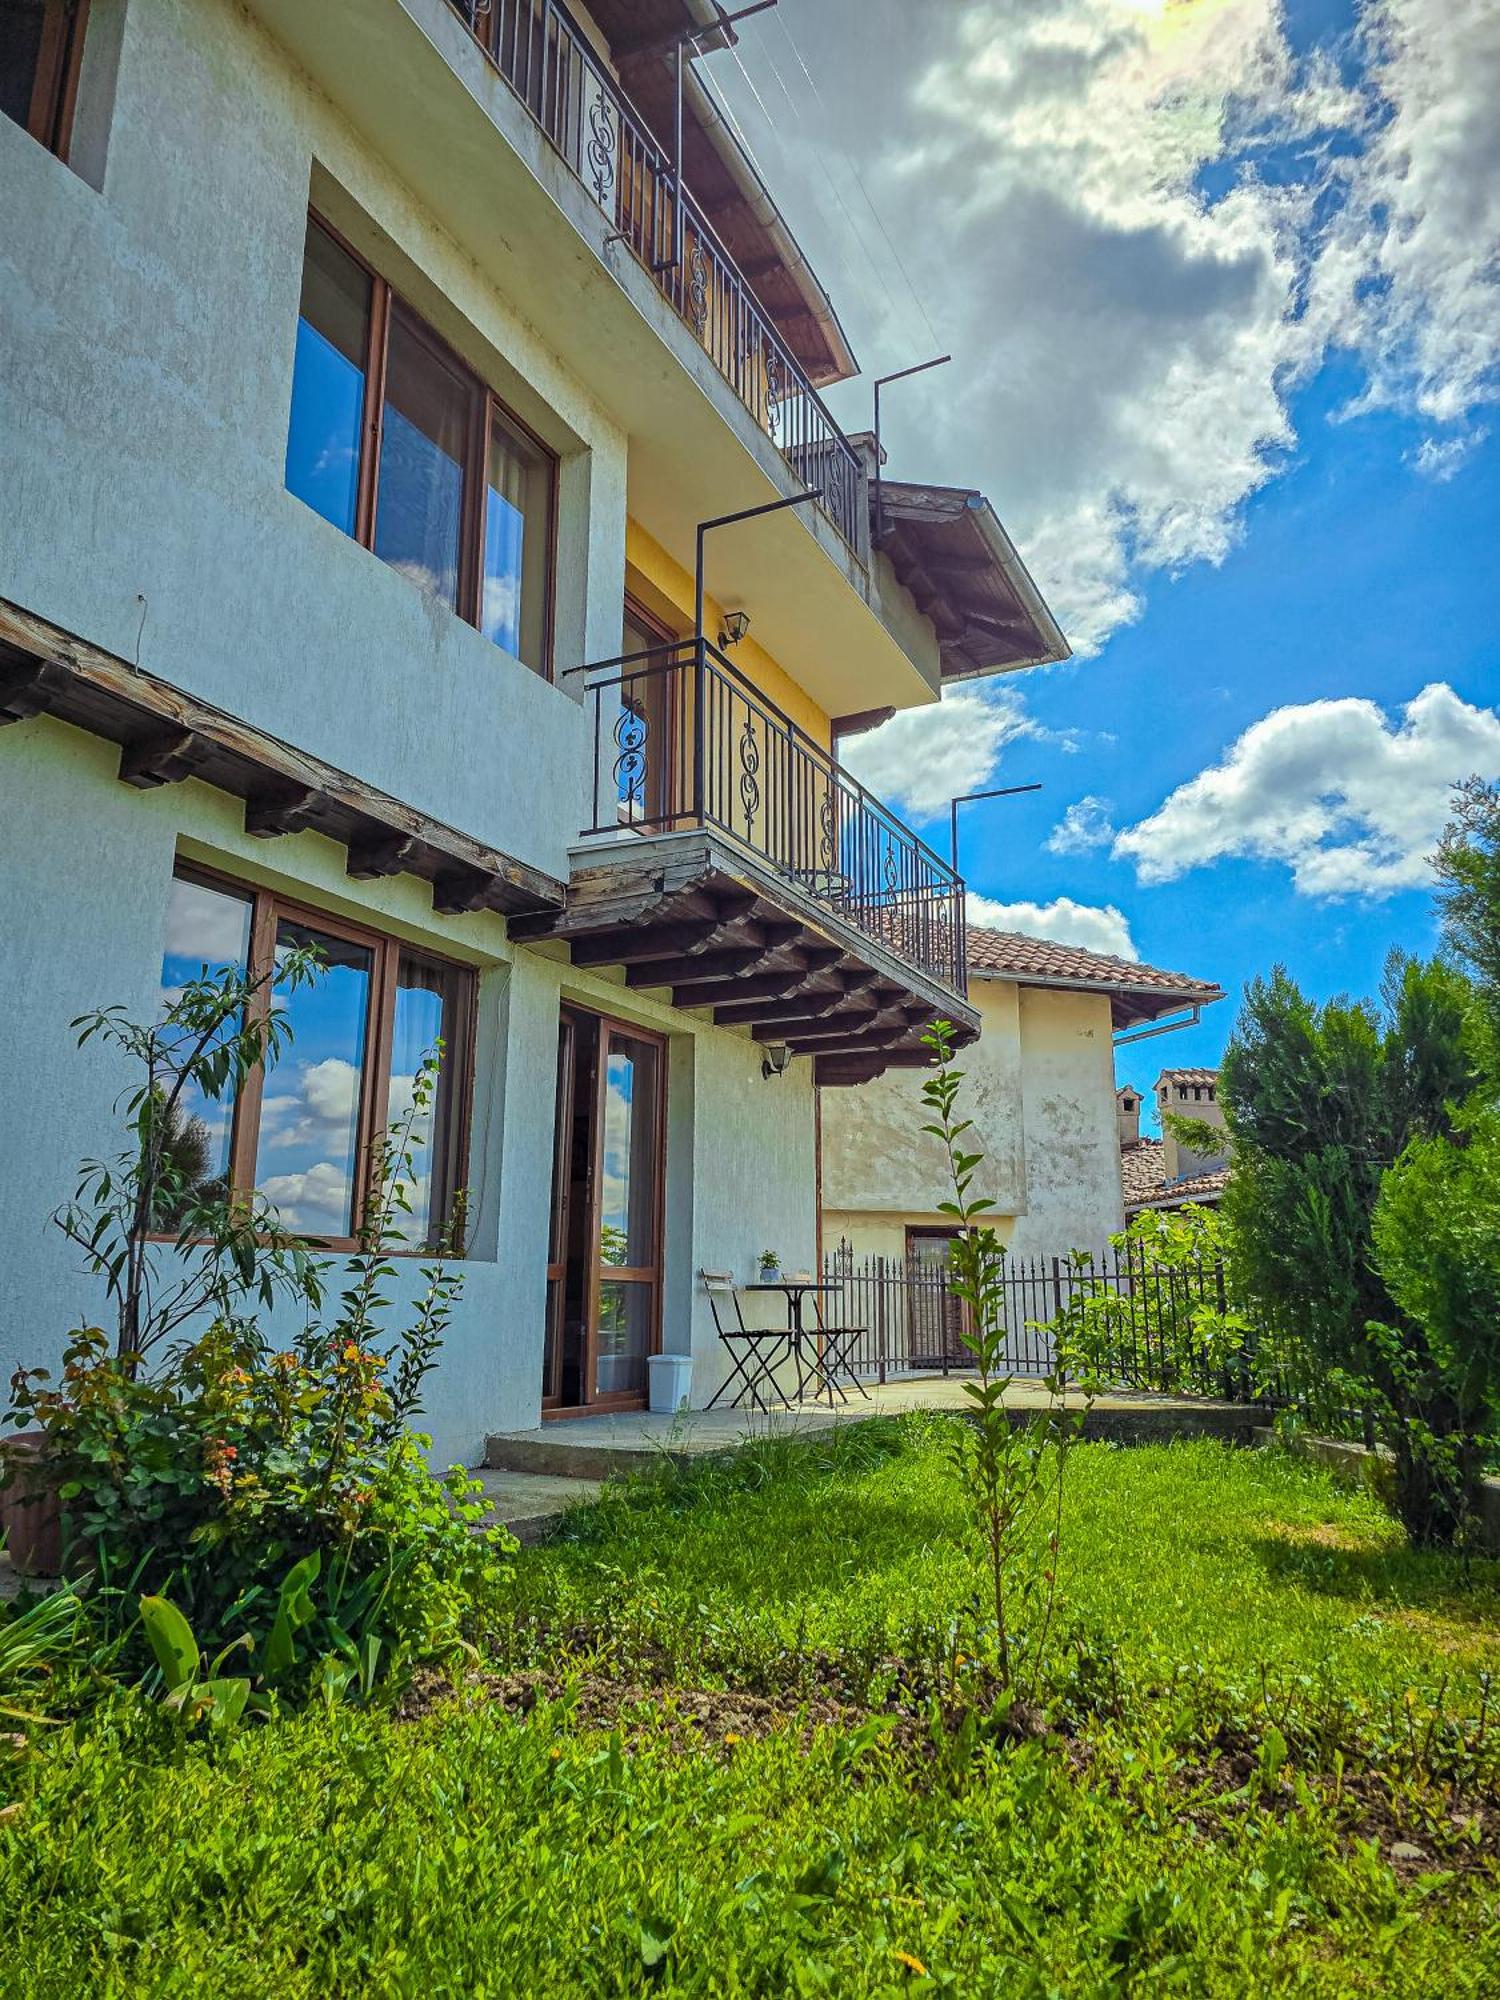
[808, 1287, 872, 1402]
[700, 1270, 795, 1413]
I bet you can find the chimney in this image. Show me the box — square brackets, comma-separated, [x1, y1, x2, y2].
[1117, 1086, 1141, 1149]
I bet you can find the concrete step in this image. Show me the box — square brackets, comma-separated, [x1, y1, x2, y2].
[472, 1467, 605, 1545]
[483, 1431, 714, 1482]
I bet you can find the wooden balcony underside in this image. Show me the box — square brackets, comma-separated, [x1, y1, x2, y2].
[0, 599, 565, 919]
[508, 832, 980, 1086]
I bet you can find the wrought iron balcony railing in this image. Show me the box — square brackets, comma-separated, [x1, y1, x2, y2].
[577, 639, 968, 995]
[449, 0, 866, 558]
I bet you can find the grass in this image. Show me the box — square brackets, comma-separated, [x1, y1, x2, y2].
[4, 1425, 1499, 1995]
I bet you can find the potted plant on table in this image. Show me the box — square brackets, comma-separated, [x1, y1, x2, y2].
[758, 1248, 782, 1284]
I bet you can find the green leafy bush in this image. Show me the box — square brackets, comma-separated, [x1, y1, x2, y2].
[4, 966, 513, 1702]
[1219, 952, 1483, 1542]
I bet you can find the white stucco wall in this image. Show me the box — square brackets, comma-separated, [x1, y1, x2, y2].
[820, 976, 1125, 1270]
[1004, 986, 1125, 1263]
[0, 0, 622, 885]
[0, 717, 824, 1461]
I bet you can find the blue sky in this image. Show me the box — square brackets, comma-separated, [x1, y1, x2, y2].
[711, 0, 1499, 1129]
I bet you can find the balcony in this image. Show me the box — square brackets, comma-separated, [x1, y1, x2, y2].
[447, 0, 865, 557]
[508, 640, 977, 1085]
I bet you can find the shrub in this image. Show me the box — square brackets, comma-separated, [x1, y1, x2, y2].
[5, 967, 513, 1702]
[1219, 953, 1483, 1543]
[919, 1020, 1103, 1697]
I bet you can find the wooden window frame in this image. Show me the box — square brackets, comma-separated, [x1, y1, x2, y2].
[543, 1001, 668, 1416]
[619, 593, 685, 834]
[11, 0, 89, 160]
[167, 861, 478, 1256]
[296, 211, 559, 679]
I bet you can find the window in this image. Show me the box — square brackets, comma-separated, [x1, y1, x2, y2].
[158, 866, 475, 1251]
[1, 0, 88, 156]
[284, 214, 556, 675]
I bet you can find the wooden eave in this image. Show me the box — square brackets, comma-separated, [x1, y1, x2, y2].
[0, 599, 565, 920]
[509, 831, 978, 1086]
[877, 482, 1070, 681]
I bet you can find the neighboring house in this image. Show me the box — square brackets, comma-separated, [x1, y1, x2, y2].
[1119, 1070, 1232, 1216]
[0, 0, 1069, 1463]
[820, 926, 1224, 1272]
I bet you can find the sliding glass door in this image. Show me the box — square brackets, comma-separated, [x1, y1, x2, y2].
[543, 1006, 665, 1412]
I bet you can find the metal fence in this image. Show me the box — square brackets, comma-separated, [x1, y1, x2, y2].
[820, 1242, 1380, 1440]
[821, 1241, 1242, 1398]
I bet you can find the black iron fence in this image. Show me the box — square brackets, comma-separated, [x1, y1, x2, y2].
[579, 639, 967, 993]
[821, 1242, 1242, 1398]
[820, 1242, 1381, 1440]
[448, 0, 866, 556]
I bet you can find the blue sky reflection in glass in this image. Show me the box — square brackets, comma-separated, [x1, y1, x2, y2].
[255, 922, 373, 1239]
[387, 958, 451, 1249]
[158, 874, 253, 1191]
[374, 313, 465, 609]
[284, 224, 369, 537]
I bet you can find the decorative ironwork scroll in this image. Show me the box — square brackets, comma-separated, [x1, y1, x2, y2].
[737, 712, 762, 838]
[586, 85, 617, 208]
[613, 696, 649, 819]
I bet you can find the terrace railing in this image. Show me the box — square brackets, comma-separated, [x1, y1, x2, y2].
[449, 0, 866, 557]
[577, 638, 968, 994]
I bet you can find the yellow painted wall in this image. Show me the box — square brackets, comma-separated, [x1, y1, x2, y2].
[624, 519, 832, 749]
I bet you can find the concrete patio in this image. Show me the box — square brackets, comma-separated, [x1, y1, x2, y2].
[475, 1375, 1260, 1538]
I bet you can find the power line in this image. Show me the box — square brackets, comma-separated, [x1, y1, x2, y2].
[768, 8, 942, 352]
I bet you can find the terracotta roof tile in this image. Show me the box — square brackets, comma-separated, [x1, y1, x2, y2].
[1119, 1138, 1165, 1206]
[1156, 1067, 1219, 1087]
[965, 925, 1222, 1030]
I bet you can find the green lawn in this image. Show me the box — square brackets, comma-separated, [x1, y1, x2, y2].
[6, 1426, 1500, 1996]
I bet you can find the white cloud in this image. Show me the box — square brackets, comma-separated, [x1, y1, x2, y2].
[840, 688, 1036, 820]
[1047, 794, 1116, 854]
[1313, 0, 1500, 433]
[719, 0, 1498, 675]
[259, 1161, 351, 1236]
[1408, 430, 1489, 483]
[1113, 681, 1500, 896]
[967, 891, 1138, 960]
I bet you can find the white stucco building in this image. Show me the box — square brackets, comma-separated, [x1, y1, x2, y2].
[0, 0, 1070, 1463]
[821, 926, 1224, 1276]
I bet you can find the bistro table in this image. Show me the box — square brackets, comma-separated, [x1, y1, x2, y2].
[742, 1279, 849, 1406]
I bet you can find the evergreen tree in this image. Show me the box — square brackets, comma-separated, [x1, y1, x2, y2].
[1220, 953, 1480, 1543]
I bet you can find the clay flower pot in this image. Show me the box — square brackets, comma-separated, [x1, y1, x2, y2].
[0, 1431, 65, 1578]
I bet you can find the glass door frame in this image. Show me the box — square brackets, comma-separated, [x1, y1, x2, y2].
[543, 1003, 668, 1417]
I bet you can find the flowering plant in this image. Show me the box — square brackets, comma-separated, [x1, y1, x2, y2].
[5, 985, 511, 1695]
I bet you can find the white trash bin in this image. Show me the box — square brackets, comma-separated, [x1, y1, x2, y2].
[647, 1352, 693, 1415]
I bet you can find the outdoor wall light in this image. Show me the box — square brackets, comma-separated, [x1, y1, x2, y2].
[761, 1041, 791, 1080]
[718, 609, 751, 650]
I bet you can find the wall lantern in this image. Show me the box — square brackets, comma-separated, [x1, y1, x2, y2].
[761, 1041, 791, 1080]
[718, 610, 751, 650]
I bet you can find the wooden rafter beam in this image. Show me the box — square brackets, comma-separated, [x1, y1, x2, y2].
[0, 655, 69, 724]
[672, 967, 804, 1009]
[570, 919, 721, 967]
[346, 834, 422, 881]
[758, 1007, 885, 1045]
[627, 943, 766, 988]
[713, 991, 846, 1029]
[786, 1025, 908, 1057]
[244, 787, 321, 838]
[116, 728, 205, 790]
